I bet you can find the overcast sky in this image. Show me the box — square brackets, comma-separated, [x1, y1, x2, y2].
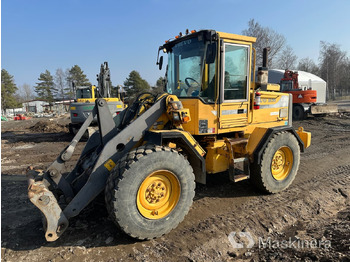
[2, 0, 350, 90]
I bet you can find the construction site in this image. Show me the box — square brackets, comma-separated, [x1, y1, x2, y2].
[1, 106, 350, 261]
[1, 28, 350, 262]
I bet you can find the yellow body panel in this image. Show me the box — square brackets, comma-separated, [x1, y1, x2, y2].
[251, 92, 289, 124]
[219, 102, 249, 129]
[179, 94, 289, 136]
[246, 127, 269, 156]
[205, 140, 229, 174]
[267, 83, 281, 92]
[181, 99, 218, 135]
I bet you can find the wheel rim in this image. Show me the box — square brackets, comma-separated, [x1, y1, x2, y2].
[137, 170, 180, 219]
[271, 146, 293, 180]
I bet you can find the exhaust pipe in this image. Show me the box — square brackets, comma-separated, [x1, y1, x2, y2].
[257, 47, 270, 89]
[262, 47, 270, 68]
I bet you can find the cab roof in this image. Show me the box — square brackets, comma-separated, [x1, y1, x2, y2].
[162, 29, 256, 50]
[217, 31, 256, 43]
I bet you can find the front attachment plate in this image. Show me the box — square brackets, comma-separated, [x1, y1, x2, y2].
[28, 175, 68, 242]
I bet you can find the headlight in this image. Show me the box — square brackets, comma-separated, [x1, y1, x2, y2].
[172, 112, 180, 121]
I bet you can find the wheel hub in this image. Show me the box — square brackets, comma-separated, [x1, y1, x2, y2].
[145, 181, 167, 203]
[272, 151, 285, 172]
[271, 146, 293, 180]
[137, 170, 180, 219]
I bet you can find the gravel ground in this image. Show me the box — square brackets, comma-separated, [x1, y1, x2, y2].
[1, 113, 350, 262]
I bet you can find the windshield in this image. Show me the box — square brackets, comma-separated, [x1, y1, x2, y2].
[76, 88, 92, 99]
[166, 36, 216, 102]
[280, 80, 293, 91]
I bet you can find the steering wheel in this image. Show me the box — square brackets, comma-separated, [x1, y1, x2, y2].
[185, 77, 200, 88]
[184, 77, 200, 96]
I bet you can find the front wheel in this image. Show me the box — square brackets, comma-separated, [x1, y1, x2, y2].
[105, 145, 195, 240]
[251, 132, 300, 194]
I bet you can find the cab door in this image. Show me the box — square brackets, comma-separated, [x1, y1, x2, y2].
[219, 43, 250, 129]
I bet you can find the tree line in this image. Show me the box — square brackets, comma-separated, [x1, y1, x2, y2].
[1, 65, 92, 112]
[33, 65, 91, 103]
[1, 66, 165, 113]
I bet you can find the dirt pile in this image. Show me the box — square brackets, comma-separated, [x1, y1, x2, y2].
[29, 120, 68, 133]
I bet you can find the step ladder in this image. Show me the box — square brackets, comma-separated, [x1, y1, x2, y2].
[224, 138, 250, 183]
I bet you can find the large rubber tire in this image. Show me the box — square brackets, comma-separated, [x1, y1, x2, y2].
[105, 145, 195, 240]
[293, 105, 305, 120]
[251, 132, 300, 194]
[68, 123, 75, 135]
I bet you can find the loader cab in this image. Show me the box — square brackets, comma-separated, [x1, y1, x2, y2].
[164, 31, 217, 104]
[161, 30, 256, 135]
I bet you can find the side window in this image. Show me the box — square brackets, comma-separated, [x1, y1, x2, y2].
[224, 44, 249, 100]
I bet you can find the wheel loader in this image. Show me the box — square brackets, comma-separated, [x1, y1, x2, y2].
[27, 29, 311, 242]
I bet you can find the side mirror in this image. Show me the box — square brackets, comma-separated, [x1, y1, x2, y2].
[158, 56, 163, 70]
[206, 43, 216, 64]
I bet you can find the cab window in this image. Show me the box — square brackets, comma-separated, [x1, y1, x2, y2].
[223, 44, 249, 101]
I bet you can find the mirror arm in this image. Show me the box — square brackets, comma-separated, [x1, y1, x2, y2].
[156, 46, 162, 65]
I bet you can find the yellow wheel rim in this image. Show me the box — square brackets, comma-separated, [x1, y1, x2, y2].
[137, 170, 180, 219]
[271, 146, 293, 180]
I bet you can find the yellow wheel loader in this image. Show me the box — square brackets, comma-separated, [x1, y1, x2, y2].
[27, 30, 311, 241]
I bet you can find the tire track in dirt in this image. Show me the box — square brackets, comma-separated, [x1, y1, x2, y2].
[135, 164, 349, 262]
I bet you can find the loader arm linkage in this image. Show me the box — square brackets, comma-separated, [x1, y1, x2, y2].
[27, 95, 167, 241]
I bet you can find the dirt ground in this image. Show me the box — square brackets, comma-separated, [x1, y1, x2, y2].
[1, 113, 350, 262]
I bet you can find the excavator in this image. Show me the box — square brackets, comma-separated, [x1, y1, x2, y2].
[27, 29, 311, 242]
[69, 62, 124, 134]
[280, 69, 338, 120]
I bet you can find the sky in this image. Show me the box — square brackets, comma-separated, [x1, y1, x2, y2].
[2, 0, 350, 92]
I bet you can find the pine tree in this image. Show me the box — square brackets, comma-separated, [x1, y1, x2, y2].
[34, 70, 56, 103]
[1, 69, 20, 113]
[66, 65, 91, 98]
[123, 70, 150, 97]
[152, 76, 166, 94]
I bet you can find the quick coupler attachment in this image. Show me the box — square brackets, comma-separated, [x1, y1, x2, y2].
[27, 167, 69, 242]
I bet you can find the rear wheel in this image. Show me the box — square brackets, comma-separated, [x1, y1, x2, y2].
[105, 145, 195, 240]
[68, 123, 74, 135]
[251, 132, 300, 193]
[293, 105, 305, 120]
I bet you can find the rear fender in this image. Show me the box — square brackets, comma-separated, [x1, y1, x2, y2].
[250, 126, 306, 165]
